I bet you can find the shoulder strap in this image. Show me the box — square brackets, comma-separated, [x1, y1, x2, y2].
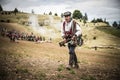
[63, 20, 76, 35]
[71, 20, 76, 35]
[63, 21, 65, 33]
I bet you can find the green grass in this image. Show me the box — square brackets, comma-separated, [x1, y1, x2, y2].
[57, 64, 65, 72]
[36, 71, 46, 80]
[69, 69, 75, 74]
[80, 75, 96, 80]
[96, 27, 120, 38]
[16, 66, 29, 73]
[57, 74, 65, 79]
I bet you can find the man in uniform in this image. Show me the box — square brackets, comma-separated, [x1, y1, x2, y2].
[61, 11, 82, 69]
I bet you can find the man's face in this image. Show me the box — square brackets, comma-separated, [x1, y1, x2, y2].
[65, 15, 71, 22]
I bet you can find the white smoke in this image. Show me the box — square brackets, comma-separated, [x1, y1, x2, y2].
[48, 15, 61, 30]
[29, 14, 46, 35]
[28, 14, 58, 39]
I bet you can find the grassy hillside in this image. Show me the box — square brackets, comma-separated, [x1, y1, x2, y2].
[0, 12, 29, 23]
[0, 13, 120, 80]
[96, 26, 120, 38]
[0, 12, 120, 47]
[72, 20, 120, 48]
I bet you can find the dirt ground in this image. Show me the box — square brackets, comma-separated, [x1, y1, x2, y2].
[0, 36, 120, 80]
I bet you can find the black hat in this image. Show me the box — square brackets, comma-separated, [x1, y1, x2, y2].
[63, 11, 71, 16]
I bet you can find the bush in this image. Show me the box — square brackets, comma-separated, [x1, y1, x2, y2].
[54, 13, 58, 16]
[6, 19, 10, 23]
[93, 36, 96, 40]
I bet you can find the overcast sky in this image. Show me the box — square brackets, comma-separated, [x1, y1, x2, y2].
[0, 0, 120, 24]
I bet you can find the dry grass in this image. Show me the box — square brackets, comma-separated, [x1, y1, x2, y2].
[0, 35, 120, 80]
[0, 12, 29, 23]
[0, 14, 120, 80]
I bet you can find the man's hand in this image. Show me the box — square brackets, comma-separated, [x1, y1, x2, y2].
[71, 35, 77, 40]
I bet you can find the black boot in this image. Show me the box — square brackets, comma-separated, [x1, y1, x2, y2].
[66, 65, 72, 70]
[74, 64, 79, 69]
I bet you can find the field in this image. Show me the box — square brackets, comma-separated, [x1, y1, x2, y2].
[0, 12, 120, 80]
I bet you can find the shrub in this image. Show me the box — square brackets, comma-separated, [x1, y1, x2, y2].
[6, 19, 10, 23]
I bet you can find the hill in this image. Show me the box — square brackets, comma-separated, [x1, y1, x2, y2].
[0, 12, 120, 80]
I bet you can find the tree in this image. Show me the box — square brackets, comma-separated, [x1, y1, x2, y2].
[44, 12, 46, 15]
[83, 18, 87, 25]
[91, 18, 97, 23]
[112, 21, 118, 28]
[72, 10, 83, 19]
[118, 21, 120, 29]
[61, 13, 64, 18]
[84, 13, 88, 21]
[54, 13, 58, 16]
[14, 8, 19, 15]
[103, 18, 109, 25]
[104, 18, 106, 22]
[91, 18, 97, 25]
[82, 16, 86, 25]
[49, 11, 52, 15]
[96, 18, 103, 22]
[31, 9, 34, 14]
[82, 13, 88, 25]
[0, 4, 3, 11]
[91, 18, 104, 23]
[105, 21, 109, 25]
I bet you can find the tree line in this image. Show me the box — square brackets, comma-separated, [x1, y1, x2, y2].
[60, 10, 110, 25]
[0, 4, 19, 15]
[1, 4, 120, 29]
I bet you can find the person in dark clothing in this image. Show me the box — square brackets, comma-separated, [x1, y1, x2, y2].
[61, 11, 82, 69]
